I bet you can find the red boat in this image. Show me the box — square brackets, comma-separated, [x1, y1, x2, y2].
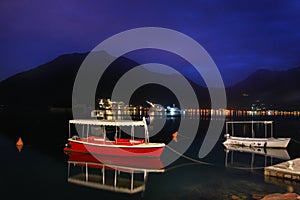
[64, 117, 165, 157]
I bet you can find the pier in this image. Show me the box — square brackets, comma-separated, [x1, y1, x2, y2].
[264, 158, 300, 181]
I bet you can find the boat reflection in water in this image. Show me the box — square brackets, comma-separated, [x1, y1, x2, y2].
[66, 152, 165, 194]
[224, 144, 290, 169]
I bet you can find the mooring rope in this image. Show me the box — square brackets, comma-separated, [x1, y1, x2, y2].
[165, 145, 212, 166]
[292, 138, 300, 144]
[165, 145, 272, 171]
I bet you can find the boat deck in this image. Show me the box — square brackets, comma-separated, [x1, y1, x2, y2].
[264, 158, 300, 181]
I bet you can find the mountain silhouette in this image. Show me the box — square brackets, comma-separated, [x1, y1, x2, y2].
[0, 52, 210, 109]
[227, 67, 300, 110]
[0, 52, 299, 110]
[0, 51, 147, 108]
[0, 53, 86, 107]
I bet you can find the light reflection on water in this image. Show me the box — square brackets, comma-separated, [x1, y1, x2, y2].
[1, 109, 300, 199]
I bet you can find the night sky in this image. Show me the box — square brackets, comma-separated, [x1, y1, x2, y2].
[1, 0, 300, 86]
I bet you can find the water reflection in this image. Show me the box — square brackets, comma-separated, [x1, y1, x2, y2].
[224, 144, 290, 170]
[264, 175, 300, 192]
[66, 152, 165, 194]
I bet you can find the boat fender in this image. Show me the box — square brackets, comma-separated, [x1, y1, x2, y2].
[72, 135, 79, 140]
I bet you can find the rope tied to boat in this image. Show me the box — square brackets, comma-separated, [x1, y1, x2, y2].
[165, 145, 274, 172]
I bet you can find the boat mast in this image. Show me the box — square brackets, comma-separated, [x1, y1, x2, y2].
[68, 122, 71, 138]
[251, 121, 254, 138]
[271, 122, 273, 138]
[226, 122, 228, 135]
[87, 124, 89, 138]
[264, 122, 267, 138]
[103, 125, 106, 143]
[131, 125, 134, 141]
[143, 117, 149, 143]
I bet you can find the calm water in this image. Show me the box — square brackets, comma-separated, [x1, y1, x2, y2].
[1, 108, 300, 200]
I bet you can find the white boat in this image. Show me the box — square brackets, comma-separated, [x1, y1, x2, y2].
[223, 121, 290, 148]
[223, 136, 290, 148]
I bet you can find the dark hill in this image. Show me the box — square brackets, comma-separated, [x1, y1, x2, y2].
[0, 51, 146, 108]
[0, 52, 210, 109]
[227, 67, 300, 110]
[0, 53, 87, 107]
[1, 51, 299, 111]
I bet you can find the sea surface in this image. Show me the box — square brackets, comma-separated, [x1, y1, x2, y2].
[1, 108, 300, 200]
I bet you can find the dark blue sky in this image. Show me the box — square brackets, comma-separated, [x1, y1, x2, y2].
[1, 0, 300, 86]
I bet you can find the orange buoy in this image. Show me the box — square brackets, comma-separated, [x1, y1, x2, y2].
[16, 137, 23, 152]
[172, 131, 178, 142]
[16, 137, 23, 146]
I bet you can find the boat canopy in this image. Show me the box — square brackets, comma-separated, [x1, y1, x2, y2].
[225, 120, 273, 138]
[226, 121, 273, 124]
[69, 118, 150, 143]
[69, 119, 145, 126]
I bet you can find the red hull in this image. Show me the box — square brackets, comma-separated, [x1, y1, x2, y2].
[64, 139, 165, 157]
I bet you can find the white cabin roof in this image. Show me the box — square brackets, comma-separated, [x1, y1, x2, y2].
[226, 120, 273, 124]
[69, 119, 145, 126]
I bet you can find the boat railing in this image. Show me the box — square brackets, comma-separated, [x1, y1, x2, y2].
[225, 120, 274, 138]
[68, 117, 150, 143]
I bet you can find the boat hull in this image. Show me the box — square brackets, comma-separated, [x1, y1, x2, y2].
[64, 138, 165, 157]
[66, 151, 165, 171]
[223, 136, 290, 148]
